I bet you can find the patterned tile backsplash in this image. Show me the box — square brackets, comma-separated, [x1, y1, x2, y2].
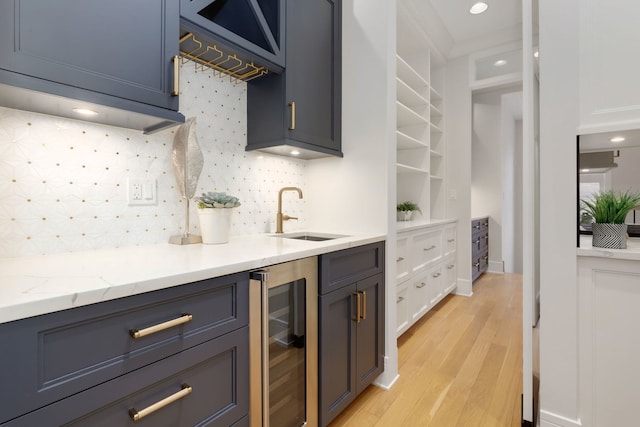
[0, 61, 307, 258]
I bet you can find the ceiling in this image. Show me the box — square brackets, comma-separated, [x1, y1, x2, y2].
[429, 0, 524, 56]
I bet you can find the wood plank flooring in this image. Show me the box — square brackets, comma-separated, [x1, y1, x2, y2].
[329, 273, 523, 427]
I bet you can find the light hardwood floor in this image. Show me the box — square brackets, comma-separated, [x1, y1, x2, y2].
[329, 273, 523, 427]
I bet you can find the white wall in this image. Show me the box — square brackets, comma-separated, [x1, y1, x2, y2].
[539, 0, 581, 425]
[0, 64, 307, 258]
[445, 55, 473, 294]
[471, 88, 523, 273]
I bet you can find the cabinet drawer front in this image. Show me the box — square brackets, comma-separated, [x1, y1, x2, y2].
[6, 327, 249, 427]
[443, 258, 457, 295]
[396, 234, 410, 281]
[0, 272, 248, 424]
[410, 271, 431, 321]
[412, 229, 442, 271]
[443, 225, 457, 255]
[427, 265, 444, 307]
[396, 282, 410, 336]
[319, 242, 384, 294]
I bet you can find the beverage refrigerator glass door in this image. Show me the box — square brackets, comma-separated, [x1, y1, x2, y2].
[249, 257, 318, 427]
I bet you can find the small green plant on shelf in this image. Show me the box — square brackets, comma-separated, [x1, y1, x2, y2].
[194, 192, 241, 209]
[397, 201, 421, 221]
[581, 190, 640, 224]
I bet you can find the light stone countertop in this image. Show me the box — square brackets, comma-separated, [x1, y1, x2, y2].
[396, 218, 457, 233]
[0, 232, 385, 324]
[577, 235, 640, 261]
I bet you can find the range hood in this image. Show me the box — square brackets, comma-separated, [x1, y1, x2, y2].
[179, 0, 284, 80]
[579, 151, 619, 173]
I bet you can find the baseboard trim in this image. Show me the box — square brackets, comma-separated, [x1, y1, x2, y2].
[373, 356, 399, 390]
[540, 410, 582, 427]
[454, 278, 473, 296]
[488, 260, 505, 273]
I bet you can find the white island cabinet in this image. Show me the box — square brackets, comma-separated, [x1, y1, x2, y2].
[577, 237, 640, 427]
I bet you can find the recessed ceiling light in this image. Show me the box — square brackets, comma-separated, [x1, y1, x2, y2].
[72, 108, 98, 116]
[610, 136, 626, 143]
[493, 59, 507, 67]
[470, 2, 489, 14]
[290, 150, 300, 156]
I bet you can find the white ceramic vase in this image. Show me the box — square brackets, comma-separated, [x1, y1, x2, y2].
[198, 208, 233, 244]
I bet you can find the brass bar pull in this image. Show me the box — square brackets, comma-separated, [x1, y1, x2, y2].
[397, 296, 404, 303]
[129, 384, 192, 421]
[448, 238, 455, 243]
[396, 256, 405, 262]
[432, 272, 441, 278]
[130, 313, 192, 339]
[353, 292, 361, 323]
[171, 55, 180, 96]
[424, 245, 436, 251]
[447, 264, 455, 269]
[360, 291, 367, 321]
[288, 101, 296, 130]
[416, 282, 426, 289]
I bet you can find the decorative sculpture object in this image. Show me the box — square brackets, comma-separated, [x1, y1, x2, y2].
[169, 117, 204, 244]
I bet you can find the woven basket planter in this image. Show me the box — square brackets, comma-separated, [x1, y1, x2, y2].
[591, 223, 628, 249]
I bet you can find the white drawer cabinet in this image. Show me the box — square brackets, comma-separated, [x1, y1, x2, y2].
[396, 221, 457, 337]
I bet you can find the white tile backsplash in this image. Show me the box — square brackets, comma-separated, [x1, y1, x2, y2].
[0, 61, 306, 258]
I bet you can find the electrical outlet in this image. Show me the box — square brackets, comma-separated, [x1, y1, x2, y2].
[128, 178, 157, 206]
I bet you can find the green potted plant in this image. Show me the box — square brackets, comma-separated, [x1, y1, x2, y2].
[194, 192, 241, 244]
[396, 201, 422, 221]
[581, 190, 640, 249]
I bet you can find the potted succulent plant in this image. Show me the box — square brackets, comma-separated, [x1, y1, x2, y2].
[581, 190, 640, 249]
[396, 201, 422, 221]
[194, 192, 241, 244]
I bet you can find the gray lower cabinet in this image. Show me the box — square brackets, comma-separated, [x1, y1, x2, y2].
[318, 242, 385, 427]
[247, 0, 342, 159]
[472, 217, 489, 282]
[0, 0, 184, 133]
[0, 272, 249, 426]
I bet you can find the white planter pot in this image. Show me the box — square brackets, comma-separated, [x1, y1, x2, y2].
[592, 223, 628, 249]
[397, 210, 413, 221]
[197, 208, 233, 244]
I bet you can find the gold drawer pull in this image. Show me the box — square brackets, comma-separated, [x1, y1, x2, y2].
[129, 383, 192, 421]
[288, 101, 296, 130]
[474, 262, 480, 267]
[448, 238, 455, 243]
[447, 264, 455, 269]
[397, 256, 405, 262]
[416, 282, 426, 289]
[171, 55, 179, 96]
[423, 245, 436, 251]
[130, 313, 193, 339]
[432, 272, 441, 278]
[397, 296, 405, 303]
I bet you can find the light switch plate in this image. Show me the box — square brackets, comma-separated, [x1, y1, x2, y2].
[128, 178, 157, 206]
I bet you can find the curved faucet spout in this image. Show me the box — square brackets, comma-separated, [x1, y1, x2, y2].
[276, 187, 303, 233]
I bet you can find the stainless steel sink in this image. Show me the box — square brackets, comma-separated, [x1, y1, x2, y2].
[272, 232, 348, 241]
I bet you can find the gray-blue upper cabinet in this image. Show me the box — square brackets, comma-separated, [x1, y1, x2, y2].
[179, 0, 285, 72]
[0, 0, 185, 134]
[246, 0, 342, 159]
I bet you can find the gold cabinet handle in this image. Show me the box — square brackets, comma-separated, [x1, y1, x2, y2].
[416, 282, 426, 289]
[130, 313, 193, 339]
[360, 291, 367, 321]
[353, 292, 361, 323]
[396, 256, 405, 262]
[424, 245, 436, 251]
[288, 101, 296, 130]
[447, 264, 455, 269]
[474, 262, 480, 267]
[397, 296, 405, 303]
[448, 238, 455, 243]
[432, 272, 441, 278]
[171, 55, 180, 96]
[129, 383, 192, 421]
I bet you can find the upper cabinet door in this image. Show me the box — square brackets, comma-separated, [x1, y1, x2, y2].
[180, 0, 285, 71]
[0, 0, 180, 111]
[246, 0, 342, 159]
